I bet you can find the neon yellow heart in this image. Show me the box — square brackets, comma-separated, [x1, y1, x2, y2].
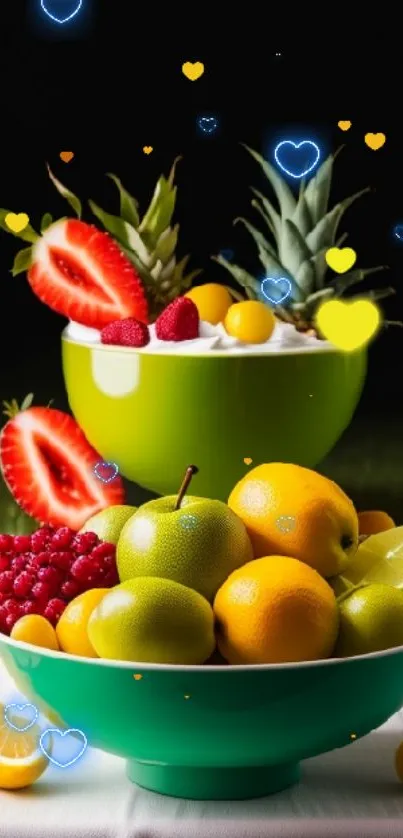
[325, 247, 357, 274]
[5, 212, 30, 234]
[182, 61, 204, 81]
[315, 299, 381, 352]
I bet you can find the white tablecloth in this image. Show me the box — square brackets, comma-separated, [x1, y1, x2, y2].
[2, 659, 403, 838]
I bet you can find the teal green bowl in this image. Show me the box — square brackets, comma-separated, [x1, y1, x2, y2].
[61, 334, 367, 500]
[1, 635, 403, 800]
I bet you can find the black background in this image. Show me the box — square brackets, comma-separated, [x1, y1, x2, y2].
[0, 5, 402, 420]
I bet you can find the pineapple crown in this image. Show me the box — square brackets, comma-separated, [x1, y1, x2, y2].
[0, 159, 201, 321]
[213, 145, 395, 326]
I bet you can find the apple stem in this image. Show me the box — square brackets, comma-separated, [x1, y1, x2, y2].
[175, 465, 199, 510]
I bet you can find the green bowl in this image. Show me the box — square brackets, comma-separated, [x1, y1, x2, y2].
[1, 635, 403, 800]
[61, 333, 367, 499]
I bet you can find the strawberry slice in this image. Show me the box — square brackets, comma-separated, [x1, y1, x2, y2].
[0, 405, 125, 530]
[28, 219, 148, 329]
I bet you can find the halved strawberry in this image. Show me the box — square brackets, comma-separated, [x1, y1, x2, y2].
[0, 403, 125, 530]
[28, 219, 148, 329]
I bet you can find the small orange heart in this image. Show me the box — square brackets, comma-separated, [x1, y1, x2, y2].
[60, 151, 74, 163]
[364, 132, 386, 150]
[143, 146, 153, 155]
[337, 121, 351, 131]
[243, 457, 252, 465]
[133, 674, 143, 681]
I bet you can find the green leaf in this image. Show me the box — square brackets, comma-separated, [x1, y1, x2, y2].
[291, 194, 313, 239]
[107, 173, 140, 228]
[47, 165, 82, 218]
[329, 265, 388, 295]
[89, 201, 152, 264]
[243, 144, 297, 219]
[167, 156, 182, 188]
[154, 225, 179, 265]
[11, 247, 33, 277]
[250, 188, 281, 243]
[20, 393, 34, 411]
[306, 188, 370, 254]
[139, 177, 177, 249]
[212, 255, 261, 298]
[303, 153, 335, 226]
[294, 259, 316, 296]
[234, 217, 278, 258]
[251, 198, 276, 237]
[41, 213, 53, 232]
[0, 210, 39, 244]
[278, 219, 313, 282]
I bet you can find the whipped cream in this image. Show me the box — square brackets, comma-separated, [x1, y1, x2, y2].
[64, 319, 334, 355]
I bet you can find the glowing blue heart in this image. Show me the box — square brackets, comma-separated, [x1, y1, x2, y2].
[93, 460, 119, 483]
[274, 140, 320, 179]
[4, 703, 38, 732]
[40, 0, 83, 24]
[394, 225, 403, 241]
[197, 116, 218, 134]
[39, 728, 88, 768]
[261, 277, 292, 305]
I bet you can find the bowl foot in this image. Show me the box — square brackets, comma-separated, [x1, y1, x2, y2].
[126, 759, 300, 800]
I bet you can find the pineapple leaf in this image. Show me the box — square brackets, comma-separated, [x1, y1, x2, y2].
[47, 165, 82, 218]
[20, 393, 34, 411]
[292, 287, 335, 316]
[107, 173, 140, 228]
[11, 246, 33, 277]
[251, 198, 276, 236]
[0, 210, 39, 244]
[250, 188, 281, 242]
[234, 217, 278, 258]
[154, 225, 179, 265]
[88, 201, 153, 265]
[278, 219, 313, 282]
[212, 255, 261, 298]
[306, 188, 371, 253]
[138, 177, 177, 250]
[329, 265, 388, 295]
[221, 284, 245, 302]
[361, 286, 395, 302]
[167, 156, 183, 188]
[303, 152, 335, 226]
[291, 194, 313, 239]
[295, 259, 317, 296]
[243, 144, 297, 219]
[41, 213, 53, 232]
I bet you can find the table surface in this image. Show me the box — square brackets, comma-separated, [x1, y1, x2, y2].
[2, 660, 403, 838]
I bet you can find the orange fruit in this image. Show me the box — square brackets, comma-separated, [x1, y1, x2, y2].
[224, 301, 275, 343]
[213, 555, 339, 664]
[0, 703, 50, 789]
[56, 588, 109, 657]
[228, 462, 358, 578]
[11, 615, 59, 651]
[185, 284, 233, 325]
[358, 510, 395, 536]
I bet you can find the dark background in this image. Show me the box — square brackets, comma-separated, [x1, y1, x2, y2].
[0, 4, 402, 517]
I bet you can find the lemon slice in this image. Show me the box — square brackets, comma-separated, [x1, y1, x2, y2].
[0, 702, 50, 789]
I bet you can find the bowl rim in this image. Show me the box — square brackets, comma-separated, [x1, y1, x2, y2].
[1, 632, 403, 672]
[61, 329, 343, 359]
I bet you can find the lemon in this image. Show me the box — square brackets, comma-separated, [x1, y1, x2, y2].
[224, 301, 275, 343]
[185, 284, 233, 325]
[88, 577, 216, 664]
[79, 505, 137, 545]
[11, 615, 60, 651]
[0, 703, 50, 789]
[335, 583, 403, 657]
[56, 588, 109, 657]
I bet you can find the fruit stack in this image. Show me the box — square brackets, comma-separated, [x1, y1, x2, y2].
[1, 447, 403, 665]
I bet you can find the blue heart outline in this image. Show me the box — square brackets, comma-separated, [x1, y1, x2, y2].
[93, 460, 119, 483]
[261, 276, 292, 305]
[197, 117, 218, 134]
[274, 140, 320, 179]
[39, 727, 88, 768]
[40, 0, 83, 24]
[4, 702, 39, 732]
[394, 224, 403, 242]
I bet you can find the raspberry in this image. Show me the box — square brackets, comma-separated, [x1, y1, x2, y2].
[13, 535, 32, 553]
[72, 532, 99, 554]
[50, 527, 75, 550]
[0, 571, 15, 593]
[155, 297, 199, 342]
[101, 317, 150, 348]
[0, 524, 118, 636]
[13, 571, 36, 598]
[0, 534, 13, 551]
[44, 598, 66, 625]
[0, 555, 10, 572]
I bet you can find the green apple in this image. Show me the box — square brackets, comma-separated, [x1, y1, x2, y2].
[79, 505, 137, 545]
[117, 466, 253, 601]
[87, 576, 216, 664]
